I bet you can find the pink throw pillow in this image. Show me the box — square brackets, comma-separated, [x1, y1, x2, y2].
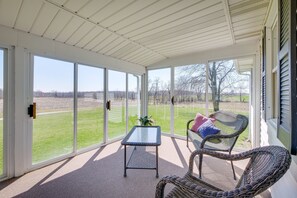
[190, 113, 215, 132]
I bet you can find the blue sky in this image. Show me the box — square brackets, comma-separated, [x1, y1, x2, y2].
[148, 68, 171, 84]
[34, 56, 138, 92]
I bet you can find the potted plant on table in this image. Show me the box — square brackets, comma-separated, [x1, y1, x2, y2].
[138, 115, 154, 126]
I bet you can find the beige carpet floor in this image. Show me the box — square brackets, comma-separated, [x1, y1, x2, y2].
[0, 136, 270, 198]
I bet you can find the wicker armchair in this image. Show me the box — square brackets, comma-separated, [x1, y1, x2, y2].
[156, 146, 291, 198]
[186, 111, 248, 179]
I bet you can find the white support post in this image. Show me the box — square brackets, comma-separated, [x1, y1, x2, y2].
[205, 62, 209, 116]
[170, 66, 174, 136]
[73, 63, 78, 153]
[143, 68, 148, 116]
[251, 52, 261, 148]
[104, 69, 108, 143]
[126, 73, 128, 134]
[14, 46, 29, 176]
[136, 75, 140, 120]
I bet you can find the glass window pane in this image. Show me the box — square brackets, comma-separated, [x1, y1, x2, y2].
[77, 65, 104, 149]
[208, 60, 250, 149]
[108, 70, 126, 139]
[174, 64, 206, 136]
[148, 68, 171, 133]
[33, 56, 74, 164]
[128, 74, 139, 130]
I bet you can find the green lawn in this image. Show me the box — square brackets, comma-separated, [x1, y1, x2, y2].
[2, 103, 249, 169]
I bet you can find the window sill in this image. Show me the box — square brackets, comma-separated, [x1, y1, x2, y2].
[267, 118, 277, 131]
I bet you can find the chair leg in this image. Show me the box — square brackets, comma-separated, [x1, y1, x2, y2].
[229, 150, 236, 180]
[186, 130, 189, 148]
[199, 153, 203, 179]
[231, 160, 236, 180]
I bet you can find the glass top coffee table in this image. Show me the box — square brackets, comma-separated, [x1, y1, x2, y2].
[121, 126, 161, 178]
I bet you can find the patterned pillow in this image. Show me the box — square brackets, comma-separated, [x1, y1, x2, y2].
[191, 113, 215, 131]
[198, 119, 220, 138]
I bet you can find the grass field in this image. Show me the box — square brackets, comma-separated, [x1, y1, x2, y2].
[1, 101, 250, 170]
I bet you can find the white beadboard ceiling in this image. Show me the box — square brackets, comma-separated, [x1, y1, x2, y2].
[0, 0, 270, 66]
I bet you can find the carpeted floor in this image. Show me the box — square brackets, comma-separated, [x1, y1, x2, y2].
[0, 136, 270, 198]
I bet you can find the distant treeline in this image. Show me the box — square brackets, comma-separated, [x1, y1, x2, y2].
[33, 90, 248, 103]
[34, 91, 138, 100]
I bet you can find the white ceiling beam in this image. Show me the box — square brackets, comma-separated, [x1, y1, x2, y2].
[43, 0, 167, 60]
[221, 0, 235, 44]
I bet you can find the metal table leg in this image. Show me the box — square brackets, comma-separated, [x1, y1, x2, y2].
[124, 145, 127, 177]
[156, 145, 159, 178]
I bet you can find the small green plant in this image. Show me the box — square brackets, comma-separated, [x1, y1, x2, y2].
[138, 115, 154, 126]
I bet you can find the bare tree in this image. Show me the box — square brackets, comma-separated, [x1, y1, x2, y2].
[208, 60, 249, 111]
[148, 78, 161, 105]
[178, 61, 246, 111]
[175, 64, 206, 103]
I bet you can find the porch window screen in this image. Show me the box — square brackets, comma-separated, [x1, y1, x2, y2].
[277, 0, 297, 154]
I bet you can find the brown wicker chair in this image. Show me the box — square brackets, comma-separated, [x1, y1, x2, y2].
[187, 111, 249, 179]
[155, 146, 291, 198]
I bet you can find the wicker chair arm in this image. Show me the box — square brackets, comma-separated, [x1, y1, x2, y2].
[155, 175, 222, 198]
[200, 133, 240, 148]
[188, 149, 254, 174]
[187, 119, 195, 130]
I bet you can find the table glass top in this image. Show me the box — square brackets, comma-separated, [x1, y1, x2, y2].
[126, 127, 158, 144]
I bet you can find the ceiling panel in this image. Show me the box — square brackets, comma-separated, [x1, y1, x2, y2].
[230, 0, 269, 15]
[120, 48, 148, 61]
[49, 0, 67, 5]
[66, 22, 94, 46]
[147, 23, 228, 48]
[100, 0, 157, 27]
[109, 0, 180, 31]
[150, 29, 230, 51]
[89, 0, 135, 24]
[84, 30, 111, 50]
[43, 10, 72, 39]
[75, 27, 103, 48]
[127, 1, 223, 40]
[0, 0, 22, 27]
[99, 37, 125, 55]
[232, 14, 265, 27]
[111, 43, 141, 59]
[14, 0, 43, 32]
[77, 0, 113, 19]
[0, 0, 270, 66]
[117, 0, 201, 35]
[62, 0, 89, 13]
[93, 34, 119, 52]
[139, 16, 227, 45]
[104, 40, 131, 56]
[156, 35, 232, 54]
[30, 2, 59, 36]
[233, 22, 263, 32]
[55, 17, 84, 43]
[146, 16, 227, 48]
